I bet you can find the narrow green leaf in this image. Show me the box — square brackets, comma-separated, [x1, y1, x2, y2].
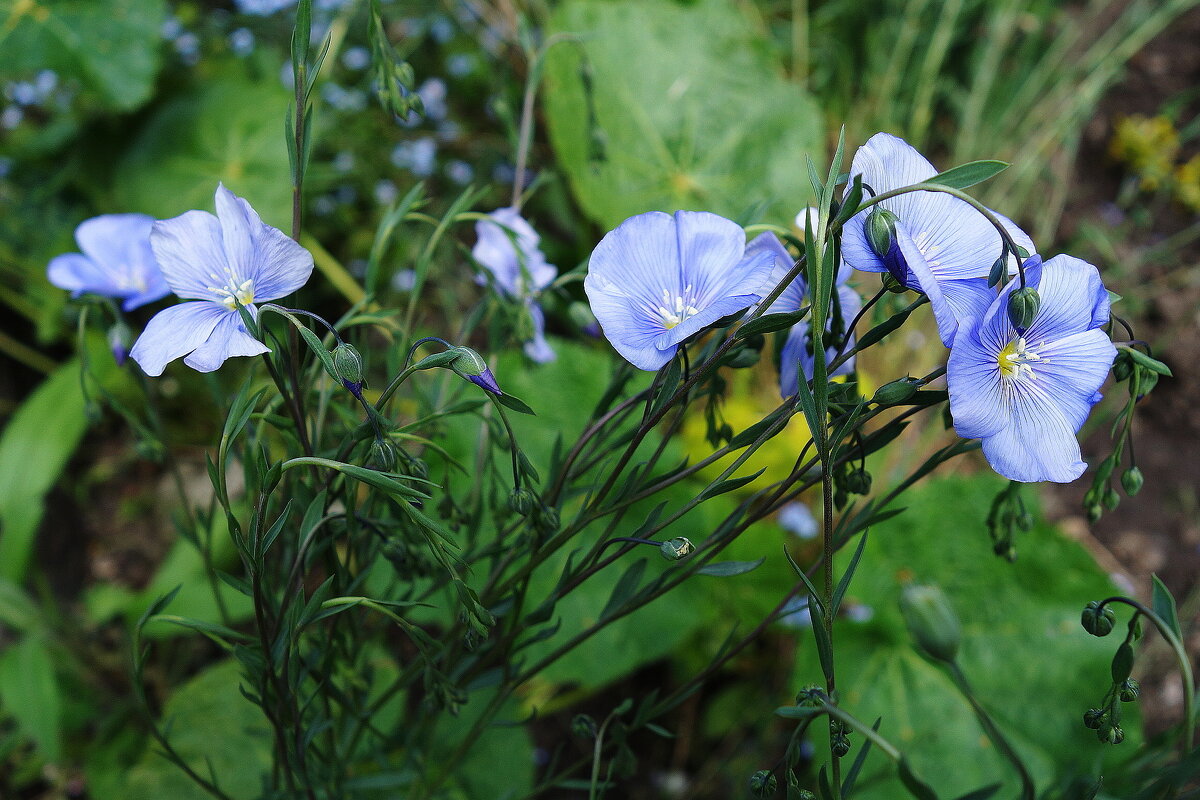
[648, 356, 682, 420]
[1151, 574, 1182, 640]
[809, 596, 835, 682]
[1121, 346, 1172, 377]
[898, 758, 940, 800]
[216, 570, 253, 598]
[831, 530, 869, 615]
[295, 324, 339, 381]
[696, 557, 766, 578]
[924, 160, 1008, 190]
[783, 546, 825, 616]
[697, 468, 767, 502]
[841, 717, 880, 796]
[729, 405, 792, 450]
[832, 173, 864, 229]
[495, 392, 536, 415]
[952, 785, 1002, 800]
[600, 558, 646, 621]
[856, 303, 919, 350]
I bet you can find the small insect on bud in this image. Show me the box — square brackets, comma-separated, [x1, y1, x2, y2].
[864, 208, 900, 261]
[660, 536, 694, 561]
[899, 584, 961, 663]
[1083, 708, 1105, 729]
[872, 377, 920, 406]
[333, 342, 365, 391]
[369, 439, 397, 472]
[748, 770, 777, 798]
[1081, 601, 1116, 637]
[448, 346, 503, 395]
[1121, 467, 1144, 496]
[1119, 678, 1141, 702]
[1007, 286, 1041, 333]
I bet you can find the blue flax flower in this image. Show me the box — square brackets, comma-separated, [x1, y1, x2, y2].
[472, 207, 557, 363]
[947, 255, 1115, 483]
[130, 185, 314, 376]
[842, 132, 1036, 347]
[47, 214, 170, 310]
[585, 211, 775, 371]
[746, 231, 861, 397]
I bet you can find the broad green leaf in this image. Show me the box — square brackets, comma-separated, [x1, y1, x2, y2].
[0, 635, 61, 762]
[113, 76, 293, 227]
[543, 0, 823, 228]
[793, 474, 1135, 798]
[923, 160, 1009, 191]
[0, 0, 165, 112]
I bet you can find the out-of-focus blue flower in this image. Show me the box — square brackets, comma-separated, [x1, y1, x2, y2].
[234, 0, 294, 15]
[229, 28, 255, 56]
[391, 138, 437, 177]
[342, 46, 371, 71]
[947, 255, 1115, 483]
[747, 232, 860, 397]
[842, 132, 1036, 347]
[48, 214, 170, 311]
[472, 207, 557, 363]
[417, 78, 448, 121]
[130, 185, 314, 376]
[585, 211, 774, 371]
[778, 501, 818, 539]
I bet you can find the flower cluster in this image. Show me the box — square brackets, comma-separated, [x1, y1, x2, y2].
[472, 207, 557, 363]
[581, 133, 1118, 484]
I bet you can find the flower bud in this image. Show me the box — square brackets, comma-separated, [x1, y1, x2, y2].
[846, 468, 872, 495]
[797, 792, 816, 800]
[660, 536, 694, 561]
[1007, 286, 1041, 333]
[1102, 487, 1120, 512]
[1136, 367, 1159, 397]
[899, 584, 961, 663]
[1081, 601, 1116, 637]
[1119, 678, 1140, 702]
[831, 734, 851, 758]
[1083, 708, 1105, 729]
[1105, 725, 1125, 745]
[872, 377, 920, 406]
[571, 714, 598, 739]
[881, 272, 906, 293]
[369, 438, 397, 472]
[333, 342, 365, 391]
[509, 487, 534, 516]
[864, 208, 899, 261]
[1112, 350, 1133, 382]
[448, 346, 503, 395]
[748, 770, 777, 797]
[1121, 467, 1143, 496]
[108, 321, 132, 366]
[1087, 503, 1103, 524]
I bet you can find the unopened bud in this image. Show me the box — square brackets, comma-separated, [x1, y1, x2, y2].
[448, 346, 503, 395]
[571, 714, 598, 739]
[899, 584, 961, 663]
[509, 487, 534, 516]
[1121, 467, 1143, 496]
[369, 439, 397, 472]
[333, 342, 365, 391]
[831, 734, 851, 758]
[1105, 725, 1125, 745]
[864, 208, 899, 261]
[1112, 351, 1133, 382]
[1087, 503, 1103, 524]
[872, 377, 919, 406]
[660, 536, 694, 561]
[1081, 601, 1116, 637]
[881, 272, 906, 293]
[846, 468, 872, 495]
[1102, 487, 1120, 512]
[1007, 286, 1041, 333]
[748, 770, 777, 797]
[1083, 708, 1105, 729]
[108, 322, 133, 366]
[1119, 678, 1140, 702]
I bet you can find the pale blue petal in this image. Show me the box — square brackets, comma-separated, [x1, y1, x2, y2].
[746, 232, 806, 313]
[48, 214, 170, 308]
[895, 226, 959, 347]
[779, 322, 808, 397]
[656, 289, 762, 349]
[584, 273, 676, 370]
[130, 301, 230, 376]
[1023, 329, 1114, 431]
[587, 211, 681, 314]
[48, 253, 114, 296]
[214, 184, 313, 301]
[473, 207, 557, 297]
[940, 277, 997, 332]
[183, 309, 270, 372]
[841, 214, 888, 275]
[674, 211, 750, 305]
[946, 319, 1008, 440]
[151, 210, 230, 300]
[980, 383, 1087, 483]
[1024, 255, 1110, 342]
[122, 285, 171, 312]
[523, 301, 556, 363]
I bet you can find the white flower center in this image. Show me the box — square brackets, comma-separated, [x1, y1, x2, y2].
[208, 275, 256, 310]
[653, 285, 701, 330]
[998, 337, 1043, 381]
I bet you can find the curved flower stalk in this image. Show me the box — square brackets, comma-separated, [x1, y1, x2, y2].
[746, 231, 861, 397]
[472, 207, 557, 363]
[947, 255, 1115, 483]
[585, 210, 775, 371]
[130, 185, 314, 376]
[842, 132, 1036, 347]
[47, 214, 170, 311]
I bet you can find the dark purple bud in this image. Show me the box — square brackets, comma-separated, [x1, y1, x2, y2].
[467, 367, 502, 395]
[108, 322, 132, 366]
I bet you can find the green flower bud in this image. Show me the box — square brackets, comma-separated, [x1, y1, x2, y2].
[1087, 503, 1103, 524]
[1102, 487, 1120, 512]
[846, 468, 872, 495]
[1121, 466, 1144, 496]
[571, 714, 598, 739]
[660, 536, 694, 561]
[872, 377, 920, 406]
[446, 346, 503, 394]
[333, 342, 365, 390]
[1016, 511, 1034, 532]
[864, 208, 900, 261]
[748, 770, 777, 797]
[1119, 678, 1140, 702]
[1081, 601, 1116, 637]
[1136, 367, 1159, 397]
[881, 272, 906, 293]
[797, 792, 817, 800]
[509, 487, 534, 516]
[1105, 725, 1125, 745]
[369, 439, 397, 472]
[1112, 350, 1133, 382]
[1083, 708, 1105, 729]
[831, 734, 851, 758]
[1007, 286, 1041, 333]
[899, 584, 961, 663]
[534, 504, 559, 534]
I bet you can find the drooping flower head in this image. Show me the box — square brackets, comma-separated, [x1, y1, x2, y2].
[841, 132, 1037, 347]
[585, 211, 775, 371]
[130, 184, 314, 376]
[47, 214, 170, 311]
[947, 255, 1115, 483]
[472, 207, 558, 363]
[746, 231, 861, 397]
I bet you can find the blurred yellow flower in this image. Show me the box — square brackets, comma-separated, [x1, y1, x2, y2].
[1109, 114, 1180, 191]
[1174, 154, 1200, 212]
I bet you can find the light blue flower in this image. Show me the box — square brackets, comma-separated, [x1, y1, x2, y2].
[472, 207, 558, 363]
[746, 232, 861, 397]
[130, 185, 314, 376]
[585, 211, 775, 371]
[947, 255, 1115, 483]
[48, 214, 170, 311]
[842, 132, 1036, 347]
